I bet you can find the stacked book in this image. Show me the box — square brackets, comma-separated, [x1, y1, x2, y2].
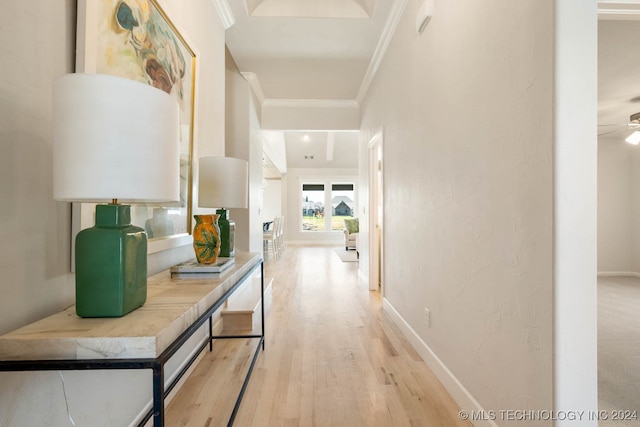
[170, 258, 235, 279]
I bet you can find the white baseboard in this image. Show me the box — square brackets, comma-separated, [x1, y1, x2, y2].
[597, 271, 640, 277]
[382, 298, 498, 427]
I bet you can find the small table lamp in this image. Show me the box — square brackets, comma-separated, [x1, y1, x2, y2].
[53, 73, 180, 318]
[198, 157, 249, 258]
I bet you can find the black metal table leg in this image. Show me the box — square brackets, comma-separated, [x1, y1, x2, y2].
[153, 363, 164, 427]
[261, 262, 265, 351]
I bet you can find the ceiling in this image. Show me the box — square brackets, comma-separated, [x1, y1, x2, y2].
[598, 1, 640, 140]
[223, 0, 395, 176]
[225, 0, 393, 100]
[599, 19, 640, 140]
[284, 131, 359, 168]
[223, 1, 640, 167]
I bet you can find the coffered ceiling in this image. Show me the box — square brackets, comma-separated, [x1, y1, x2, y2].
[222, 1, 634, 174]
[222, 0, 396, 176]
[224, 0, 392, 101]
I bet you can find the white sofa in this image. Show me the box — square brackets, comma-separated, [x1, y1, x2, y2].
[343, 228, 358, 250]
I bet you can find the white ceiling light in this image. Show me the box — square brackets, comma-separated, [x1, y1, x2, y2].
[625, 112, 640, 145]
[626, 131, 640, 145]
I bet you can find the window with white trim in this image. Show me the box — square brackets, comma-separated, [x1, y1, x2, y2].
[300, 182, 356, 232]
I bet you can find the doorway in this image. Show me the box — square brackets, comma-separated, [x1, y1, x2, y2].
[368, 132, 383, 292]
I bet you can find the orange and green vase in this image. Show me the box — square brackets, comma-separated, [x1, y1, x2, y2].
[193, 214, 221, 264]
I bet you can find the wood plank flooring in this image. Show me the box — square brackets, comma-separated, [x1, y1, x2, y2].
[166, 246, 470, 427]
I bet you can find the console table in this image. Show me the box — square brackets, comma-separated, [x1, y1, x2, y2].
[0, 252, 264, 427]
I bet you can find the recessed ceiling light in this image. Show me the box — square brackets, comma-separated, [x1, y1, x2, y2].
[303, 134, 310, 142]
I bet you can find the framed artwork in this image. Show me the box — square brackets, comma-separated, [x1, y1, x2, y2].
[75, 0, 196, 254]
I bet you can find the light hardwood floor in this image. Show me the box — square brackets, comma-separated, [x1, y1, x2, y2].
[166, 245, 470, 427]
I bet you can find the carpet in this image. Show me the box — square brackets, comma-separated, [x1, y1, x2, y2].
[598, 276, 640, 427]
[334, 248, 358, 262]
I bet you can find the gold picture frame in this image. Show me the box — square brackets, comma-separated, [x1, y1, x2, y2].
[74, 0, 196, 256]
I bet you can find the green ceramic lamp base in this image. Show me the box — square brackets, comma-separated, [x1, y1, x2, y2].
[217, 209, 236, 258]
[75, 204, 147, 318]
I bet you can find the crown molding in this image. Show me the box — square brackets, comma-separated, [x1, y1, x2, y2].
[262, 99, 360, 109]
[598, 1, 640, 19]
[213, 0, 235, 29]
[356, 0, 408, 104]
[241, 72, 266, 106]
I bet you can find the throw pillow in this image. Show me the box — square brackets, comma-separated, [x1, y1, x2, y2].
[344, 218, 359, 234]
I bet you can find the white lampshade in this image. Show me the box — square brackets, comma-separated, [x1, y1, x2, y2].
[198, 157, 248, 208]
[52, 73, 180, 203]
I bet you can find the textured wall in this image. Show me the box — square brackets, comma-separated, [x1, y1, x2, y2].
[225, 52, 264, 254]
[361, 0, 557, 421]
[263, 180, 283, 222]
[630, 148, 640, 273]
[598, 139, 633, 272]
[0, 0, 76, 338]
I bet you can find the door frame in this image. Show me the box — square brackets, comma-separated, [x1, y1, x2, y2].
[368, 131, 383, 292]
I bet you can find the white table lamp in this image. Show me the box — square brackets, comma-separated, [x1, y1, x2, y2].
[53, 73, 180, 317]
[198, 157, 249, 258]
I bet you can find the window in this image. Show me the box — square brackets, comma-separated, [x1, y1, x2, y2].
[330, 184, 355, 230]
[301, 181, 356, 232]
[301, 184, 325, 231]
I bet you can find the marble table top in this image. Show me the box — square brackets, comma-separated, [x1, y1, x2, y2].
[0, 252, 262, 361]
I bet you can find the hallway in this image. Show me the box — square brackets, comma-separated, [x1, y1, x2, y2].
[166, 246, 469, 426]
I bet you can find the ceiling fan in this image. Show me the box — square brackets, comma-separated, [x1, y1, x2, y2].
[598, 112, 640, 140]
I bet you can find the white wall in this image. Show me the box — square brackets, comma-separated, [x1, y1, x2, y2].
[285, 168, 358, 244]
[0, 1, 227, 425]
[630, 149, 640, 273]
[598, 139, 633, 272]
[0, 0, 76, 343]
[554, 0, 597, 420]
[247, 102, 265, 253]
[359, 0, 597, 423]
[226, 51, 264, 254]
[263, 179, 283, 222]
[261, 101, 360, 130]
